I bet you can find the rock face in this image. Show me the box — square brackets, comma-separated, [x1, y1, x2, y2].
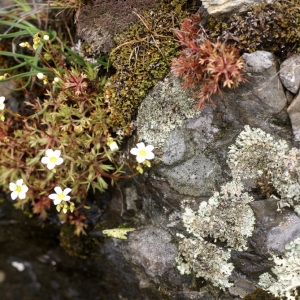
[279, 54, 300, 94]
[125, 49, 300, 299]
[201, 0, 274, 16]
[280, 54, 300, 141]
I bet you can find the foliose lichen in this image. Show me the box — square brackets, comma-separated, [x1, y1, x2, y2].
[259, 237, 300, 300]
[227, 125, 300, 212]
[176, 234, 234, 289]
[177, 125, 300, 294]
[177, 180, 255, 289]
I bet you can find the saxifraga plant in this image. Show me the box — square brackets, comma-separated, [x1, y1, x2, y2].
[0, 35, 126, 235]
[171, 13, 247, 109]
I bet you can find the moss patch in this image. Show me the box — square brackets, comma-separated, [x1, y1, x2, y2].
[104, 0, 187, 133]
[207, 1, 300, 59]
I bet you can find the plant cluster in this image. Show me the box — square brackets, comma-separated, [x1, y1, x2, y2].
[171, 13, 247, 109]
[103, 0, 187, 134]
[207, 1, 300, 59]
[0, 33, 155, 234]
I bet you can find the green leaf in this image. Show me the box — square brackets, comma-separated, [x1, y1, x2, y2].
[102, 228, 136, 240]
[0, 30, 30, 39]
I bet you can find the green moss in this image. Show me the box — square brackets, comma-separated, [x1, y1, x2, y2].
[105, 0, 187, 133]
[243, 288, 280, 300]
[207, 1, 300, 59]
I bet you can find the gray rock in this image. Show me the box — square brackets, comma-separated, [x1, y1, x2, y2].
[125, 227, 178, 278]
[287, 94, 300, 141]
[279, 54, 300, 94]
[242, 51, 287, 114]
[157, 153, 222, 197]
[201, 0, 274, 16]
[267, 213, 300, 253]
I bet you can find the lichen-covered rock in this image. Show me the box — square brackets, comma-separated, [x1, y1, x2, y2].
[259, 238, 300, 300]
[138, 74, 202, 150]
[177, 235, 234, 289]
[227, 125, 300, 210]
[201, 0, 274, 16]
[176, 180, 255, 289]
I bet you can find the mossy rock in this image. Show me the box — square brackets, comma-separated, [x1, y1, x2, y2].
[104, 0, 187, 134]
[207, 1, 300, 59]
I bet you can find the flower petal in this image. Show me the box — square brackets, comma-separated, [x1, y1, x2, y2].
[16, 179, 23, 186]
[45, 149, 54, 157]
[9, 183, 16, 191]
[64, 188, 72, 195]
[53, 150, 61, 157]
[53, 198, 62, 205]
[136, 155, 146, 163]
[130, 148, 138, 155]
[146, 152, 155, 160]
[18, 192, 26, 200]
[63, 196, 71, 201]
[56, 157, 63, 165]
[48, 193, 57, 200]
[22, 185, 29, 194]
[11, 191, 18, 200]
[136, 142, 145, 149]
[47, 163, 55, 170]
[41, 157, 49, 164]
[54, 186, 62, 194]
[145, 145, 154, 152]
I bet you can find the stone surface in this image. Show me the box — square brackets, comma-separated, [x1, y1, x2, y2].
[201, 0, 274, 16]
[279, 54, 300, 94]
[125, 227, 177, 278]
[287, 93, 300, 141]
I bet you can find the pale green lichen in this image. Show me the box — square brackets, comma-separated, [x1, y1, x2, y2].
[181, 181, 255, 251]
[177, 180, 255, 289]
[227, 125, 300, 210]
[177, 125, 300, 292]
[176, 234, 234, 289]
[259, 238, 300, 300]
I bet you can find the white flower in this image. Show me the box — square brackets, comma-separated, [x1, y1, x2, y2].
[41, 149, 64, 170]
[53, 77, 60, 83]
[109, 141, 119, 151]
[37, 73, 44, 80]
[49, 186, 71, 205]
[107, 137, 119, 151]
[130, 142, 154, 163]
[9, 179, 29, 200]
[0, 96, 5, 110]
[43, 35, 49, 41]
